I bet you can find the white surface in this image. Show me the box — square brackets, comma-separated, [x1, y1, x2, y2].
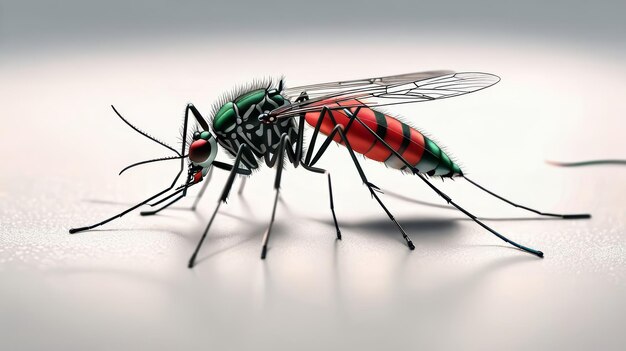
[1, 37, 625, 350]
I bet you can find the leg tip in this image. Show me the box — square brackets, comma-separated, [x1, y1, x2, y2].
[69, 227, 84, 234]
[260, 246, 267, 260]
[563, 214, 591, 219]
[336, 231, 342, 240]
[140, 211, 154, 216]
[187, 253, 198, 269]
[408, 241, 415, 250]
[536, 251, 544, 258]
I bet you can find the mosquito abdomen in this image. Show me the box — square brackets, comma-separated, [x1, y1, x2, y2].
[304, 100, 462, 177]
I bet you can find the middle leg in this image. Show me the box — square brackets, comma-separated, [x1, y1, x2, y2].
[259, 130, 344, 257]
[305, 120, 415, 250]
[303, 107, 415, 249]
[260, 134, 291, 259]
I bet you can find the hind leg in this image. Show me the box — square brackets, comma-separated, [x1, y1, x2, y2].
[463, 177, 590, 219]
[348, 114, 545, 257]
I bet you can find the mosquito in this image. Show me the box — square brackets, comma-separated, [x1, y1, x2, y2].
[69, 70, 591, 267]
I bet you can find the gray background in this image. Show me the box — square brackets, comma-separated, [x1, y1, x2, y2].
[3, 1, 626, 54]
[1, 1, 625, 350]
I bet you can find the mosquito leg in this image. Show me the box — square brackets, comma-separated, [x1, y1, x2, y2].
[145, 161, 248, 215]
[188, 144, 248, 268]
[69, 187, 178, 233]
[306, 121, 414, 250]
[139, 178, 202, 216]
[70, 102, 193, 233]
[299, 167, 342, 240]
[191, 167, 213, 211]
[291, 111, 341, 240]
[419, 174, 544, 257]
[349, 114, 545, 257]
[327, 173, 341, 240]
[148, 184, 187, 207]
[300, 106, 362, 241]
[130, 102, 220, 215]
[260, 134, 292, 259]
[188, 162, 249, 211]
[260, 187, 280, 259]
[462, 176, 591, 219]
[186, 102, 214, 212]
[140, 194, 186, 216]
[289, 165, 342, 240]
[304, 106, 352, 166]
[299, 163, 341, 241]
[186, 103, 211, 130]
[337, 127, 414, 249]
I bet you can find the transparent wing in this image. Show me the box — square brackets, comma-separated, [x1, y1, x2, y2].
[268, 71, 500, 119]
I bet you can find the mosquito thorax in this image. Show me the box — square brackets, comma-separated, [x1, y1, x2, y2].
[258, 112, 276, 124]
[212, 89, 287, 132]
[211, 86, 296, 169]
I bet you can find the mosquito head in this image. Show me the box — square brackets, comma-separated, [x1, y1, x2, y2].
[188, 130, 218, 182]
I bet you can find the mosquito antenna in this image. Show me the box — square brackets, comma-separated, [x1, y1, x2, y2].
[111, 105, 181, 156]
[546, 159, 626, 167]
[119, 155, 187, 175]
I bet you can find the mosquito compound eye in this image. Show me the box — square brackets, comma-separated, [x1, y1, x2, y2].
[189, 139, 212, 163]
[193, 131, 201, 140]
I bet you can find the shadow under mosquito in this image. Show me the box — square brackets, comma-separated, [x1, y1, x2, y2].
[547, 159, 626, 167]
[456, 216, 569, 222]
[218, 210, 257, 222]
[317, 217, 459, 245]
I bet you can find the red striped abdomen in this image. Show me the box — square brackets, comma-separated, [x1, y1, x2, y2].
[304, 100, 462, 177]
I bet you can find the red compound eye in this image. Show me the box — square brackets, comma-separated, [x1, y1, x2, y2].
[189, 139, 212, 163]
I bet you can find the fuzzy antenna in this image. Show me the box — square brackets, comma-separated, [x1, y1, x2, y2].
[111, 105, 181, 156]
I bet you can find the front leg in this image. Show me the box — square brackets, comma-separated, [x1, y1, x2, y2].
[69, 102, 193, 233]
[188, 144, 250, 268]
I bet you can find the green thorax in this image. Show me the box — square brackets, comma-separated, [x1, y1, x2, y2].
[211, 87, 296, 169]
[213, 89, 287, 134]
